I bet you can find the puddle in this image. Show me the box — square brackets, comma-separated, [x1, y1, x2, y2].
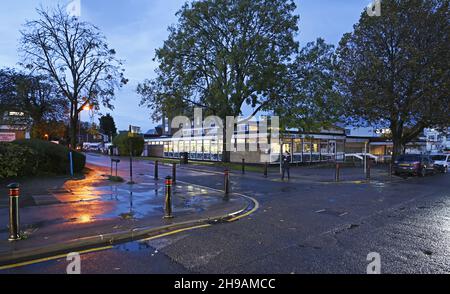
[55, 183, 226, 222]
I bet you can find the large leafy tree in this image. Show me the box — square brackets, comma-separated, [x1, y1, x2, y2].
[99, 113, 117, 141]
[0, 68, 67, 125]
[138, 0, 299, 162]
[275, 38, 341, 132]
[336, 0, 449, 157]
[20, 6, 127, 148]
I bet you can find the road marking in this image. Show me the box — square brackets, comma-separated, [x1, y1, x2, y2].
[177, 180, 260, 222]
[0, 225, 213, 271]
[0, 245, 113, 271]
[0, 164, 259, 272]
[141, 224, 212, 242]
[227, 197, 260, 222]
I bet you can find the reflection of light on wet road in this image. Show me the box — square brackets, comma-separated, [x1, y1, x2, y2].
[45, 170, 227, 224]
[77, 214, 93, 224]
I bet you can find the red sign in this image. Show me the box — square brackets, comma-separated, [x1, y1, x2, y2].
[0, 133, 16, 142]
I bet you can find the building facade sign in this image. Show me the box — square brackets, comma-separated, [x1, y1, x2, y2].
[0, 132, 16, 142]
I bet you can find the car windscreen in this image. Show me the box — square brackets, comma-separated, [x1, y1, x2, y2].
[396, 155, 421, 162]
[431, 155, 446, 161]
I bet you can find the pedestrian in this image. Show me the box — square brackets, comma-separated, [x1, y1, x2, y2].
[282, 151, 291, 180]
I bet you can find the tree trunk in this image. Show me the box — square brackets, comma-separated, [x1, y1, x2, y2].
[390, 121, 405, 161]
[392, 136, 404, 160]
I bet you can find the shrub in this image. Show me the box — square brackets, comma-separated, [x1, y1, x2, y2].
[13, 139, 85, 175]
[0, 143, 37, 179]
[113, 133, 144, 156]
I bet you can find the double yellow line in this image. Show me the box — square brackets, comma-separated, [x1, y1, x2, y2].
[0, 246, 113, 271]
[0, 182, 259, 271]
[0, 224, 214, 271]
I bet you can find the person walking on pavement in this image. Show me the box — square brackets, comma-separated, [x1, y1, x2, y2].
[282, 151, 291, 180]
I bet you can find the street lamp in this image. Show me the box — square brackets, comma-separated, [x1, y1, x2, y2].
[79, 102, 93, 148]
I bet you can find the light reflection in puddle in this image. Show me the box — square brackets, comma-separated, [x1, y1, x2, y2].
[53, 180, 226, 225]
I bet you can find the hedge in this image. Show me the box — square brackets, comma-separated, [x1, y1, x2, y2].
[113, 133, 144, 156]
[12, 139, 86, 176]
[0, 143, 37, 178]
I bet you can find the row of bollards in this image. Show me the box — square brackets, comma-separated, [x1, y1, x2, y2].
[334, 160, 395, 183]
[162, 163, 231, 220]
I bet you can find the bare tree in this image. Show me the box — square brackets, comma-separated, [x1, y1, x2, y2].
[20, 5, 127, 147]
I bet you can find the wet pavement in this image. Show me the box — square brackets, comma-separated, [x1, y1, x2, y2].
[1, 154, 450, 274]
[0, 156, 249, 259]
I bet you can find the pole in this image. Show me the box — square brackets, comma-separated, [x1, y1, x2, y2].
[242, 158, 245, 174]
[8, 183, 20, 241]
[128, 125, 133, 184]
[172, 163, 177, 184]
[280, 143, 283, 175]
[335, 162, 340, 182]
[366, 158, 371, 180]
[110, 159, 113, 177]
[164, 176, 173, 219]
[129, 146, 133, 184]
[389, 162, 393, 180]
[69, 151, 74, 177]
[154, 161, 159, 180]
[364, 142, 367, 174]
[224, 169, 230, 199]
[264, 162, 268, 178]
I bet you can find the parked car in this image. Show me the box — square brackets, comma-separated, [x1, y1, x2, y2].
[431, 154, 450, 173]
[393, 154, 437, 177]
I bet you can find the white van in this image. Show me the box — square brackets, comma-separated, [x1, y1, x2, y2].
[431, 154, 450, 173]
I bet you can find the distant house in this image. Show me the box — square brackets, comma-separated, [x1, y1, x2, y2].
[0, 111, 31, 142]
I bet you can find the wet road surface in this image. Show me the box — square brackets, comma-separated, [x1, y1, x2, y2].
[2, 154, 449, 274]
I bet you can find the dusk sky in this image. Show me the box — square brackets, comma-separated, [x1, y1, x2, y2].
[0, 0, 369, 132]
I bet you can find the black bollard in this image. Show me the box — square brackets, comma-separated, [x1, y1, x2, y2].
[164, 176, 174, 219]
[389, 162, 393, 180]
[242, 159, 245, 174]
[154, 160, 159, 180]
[366, 159, 371, 180]
[224, 169, 230, 197]
[335, 163, 341, 182]
[172, 163, 177, 184]
[264, 162, 268, 178]
[8, 183, 20, 241]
